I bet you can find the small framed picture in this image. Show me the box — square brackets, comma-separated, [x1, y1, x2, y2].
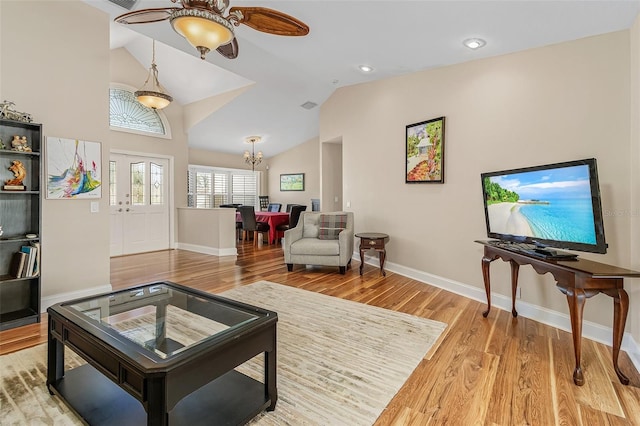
[280, 173, 305, 191]
[406, 116, 445, 183]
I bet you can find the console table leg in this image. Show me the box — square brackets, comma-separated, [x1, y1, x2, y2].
[612, 288, 630, 385]
[565, 287, 586, 386]
[481, 255, 494, 317]
[359, 247, 365, 275]
[509, 261, 520, 318]
[379, 249, 386, 277]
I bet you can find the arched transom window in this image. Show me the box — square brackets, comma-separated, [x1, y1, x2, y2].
[109, 85, 171, 138]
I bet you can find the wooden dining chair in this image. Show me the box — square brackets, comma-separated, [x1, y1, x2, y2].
[238, 205, 270, 246]
[259, 196, 269, 211]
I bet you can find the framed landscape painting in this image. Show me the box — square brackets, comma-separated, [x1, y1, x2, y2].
[280, 173, 305, 191]
[406, 116, 445, 183]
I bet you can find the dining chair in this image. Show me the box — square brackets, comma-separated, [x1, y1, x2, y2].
[258, 196, 269, 211]
[238, 205, 270, 246]
[276, 204, 307, 244]
[267, 203, 282, 212]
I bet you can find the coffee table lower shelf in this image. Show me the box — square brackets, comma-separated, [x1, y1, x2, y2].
[49, 364, 271, 425]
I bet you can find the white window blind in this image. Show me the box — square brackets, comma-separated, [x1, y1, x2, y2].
[187, 165, 259, 208]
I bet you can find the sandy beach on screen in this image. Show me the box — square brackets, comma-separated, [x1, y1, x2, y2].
[487, 202, 534, 236]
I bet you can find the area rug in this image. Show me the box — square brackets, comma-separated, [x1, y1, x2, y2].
[0, 281, 447, 425]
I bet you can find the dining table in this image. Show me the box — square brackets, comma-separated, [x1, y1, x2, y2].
[236, 211, 290, 244]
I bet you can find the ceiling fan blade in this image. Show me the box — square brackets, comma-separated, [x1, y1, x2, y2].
[114, 8, 177, 25]
[229, 7, 309, 37]
[217, 38, 239, 59]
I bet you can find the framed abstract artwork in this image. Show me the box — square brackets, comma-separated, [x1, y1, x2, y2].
[405, 116, 445, 183]
[46, 137, 102, 199]
[280, 173, 305, 191]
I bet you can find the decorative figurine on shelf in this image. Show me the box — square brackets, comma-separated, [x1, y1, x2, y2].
[11, 135, 31, 152]
[0, 137, 5, 150]
[4, 160, 26, 191]
[0, 100, 33, 123]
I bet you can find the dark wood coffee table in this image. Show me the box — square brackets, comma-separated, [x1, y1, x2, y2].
[47, 281, 278, 425]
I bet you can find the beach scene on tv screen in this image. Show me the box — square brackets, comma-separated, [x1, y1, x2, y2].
[484, 164, 597, 244]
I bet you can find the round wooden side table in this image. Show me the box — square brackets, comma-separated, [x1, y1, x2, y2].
[355, 232, 389, 276]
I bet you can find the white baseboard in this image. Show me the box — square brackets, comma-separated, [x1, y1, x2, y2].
[359, 253, 640, 374]
[176, 243, 237, 257]
[41, 284, 113, 313]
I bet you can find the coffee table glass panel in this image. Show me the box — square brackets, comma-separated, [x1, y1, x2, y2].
[47, 281, 278, 426]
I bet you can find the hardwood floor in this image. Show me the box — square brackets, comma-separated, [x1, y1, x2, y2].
[2, 241, 639, 424]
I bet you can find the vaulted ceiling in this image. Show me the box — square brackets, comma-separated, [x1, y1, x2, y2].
[87, 0, 640, 157]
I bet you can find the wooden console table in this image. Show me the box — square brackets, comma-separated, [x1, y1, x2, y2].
[476, 240, 640, 386]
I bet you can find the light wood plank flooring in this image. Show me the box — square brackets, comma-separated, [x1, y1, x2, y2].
[1, 241, 639, 424]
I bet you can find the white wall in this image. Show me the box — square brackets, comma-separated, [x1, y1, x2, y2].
[321, 31, 633, 329]
[1, 0, 111, 298]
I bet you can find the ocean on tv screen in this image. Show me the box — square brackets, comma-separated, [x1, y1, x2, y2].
[485, 164, 597, 244]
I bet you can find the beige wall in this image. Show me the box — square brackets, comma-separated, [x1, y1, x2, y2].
[321, 31, 633, 328]
[266, 137, 320, 211]
[321, 141, 343, 213]
[177, 207, 236, 256]
[1, 1, 111, 298]
[630, 16, 640, 347]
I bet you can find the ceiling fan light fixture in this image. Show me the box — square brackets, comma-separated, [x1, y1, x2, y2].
[135, 40, 173, 110]
[170, 9, 235, 59]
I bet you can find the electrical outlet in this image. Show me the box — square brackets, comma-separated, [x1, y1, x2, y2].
[516, 287, 522, 299]
[90, 201, 99, 213]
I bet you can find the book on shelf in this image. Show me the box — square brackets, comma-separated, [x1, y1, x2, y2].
[20, 245, 37, 277]
[9, 251, 27, 278]
[31, 241, 40, 277]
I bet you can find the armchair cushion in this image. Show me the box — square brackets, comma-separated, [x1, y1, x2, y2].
[318, 213, 348, 240]
[302, 213, 320, 238]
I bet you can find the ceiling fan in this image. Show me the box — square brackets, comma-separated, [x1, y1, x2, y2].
[114, 0, 309, 60]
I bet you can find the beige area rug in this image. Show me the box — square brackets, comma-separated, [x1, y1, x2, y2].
[0, 281, 447, 425]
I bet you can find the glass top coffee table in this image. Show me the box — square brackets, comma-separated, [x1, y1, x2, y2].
[47, 281, 278, 425]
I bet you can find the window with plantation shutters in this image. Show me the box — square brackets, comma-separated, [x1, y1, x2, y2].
[187, 165, 259, 208]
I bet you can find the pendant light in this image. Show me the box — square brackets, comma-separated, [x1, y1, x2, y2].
[135, 39, 173, 110]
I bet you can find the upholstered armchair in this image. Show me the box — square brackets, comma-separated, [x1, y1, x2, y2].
[283, 211, 354, 274]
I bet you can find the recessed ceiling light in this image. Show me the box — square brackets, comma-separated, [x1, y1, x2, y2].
[463, 38, 486, 50]
[359, 65, 374, 73]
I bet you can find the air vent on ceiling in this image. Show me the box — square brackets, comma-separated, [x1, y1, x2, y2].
[300, 101, 318, 110]
[107, 0, 139, 10]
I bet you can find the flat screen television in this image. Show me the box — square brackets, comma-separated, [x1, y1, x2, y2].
[481, 158, 607, 257]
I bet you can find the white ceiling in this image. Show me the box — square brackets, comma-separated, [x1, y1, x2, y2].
[87, 0, 640, 157]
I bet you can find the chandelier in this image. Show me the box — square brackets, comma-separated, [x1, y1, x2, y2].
[243, 136, 263, 171]
[135, 39, 173, 110]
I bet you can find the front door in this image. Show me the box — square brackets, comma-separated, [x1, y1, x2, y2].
[110, 153, 170, 256]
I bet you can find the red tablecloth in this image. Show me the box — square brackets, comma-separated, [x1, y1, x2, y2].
[236, 211, 290, 244]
